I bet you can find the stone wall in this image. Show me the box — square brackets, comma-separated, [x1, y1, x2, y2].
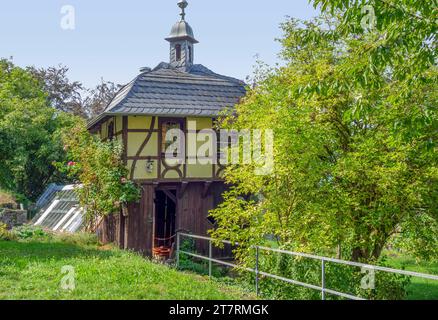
[0, 209, 27, 229]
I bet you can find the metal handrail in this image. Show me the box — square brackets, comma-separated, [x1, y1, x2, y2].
[176, 232, 438, 300]
[256, 245, 438, 281]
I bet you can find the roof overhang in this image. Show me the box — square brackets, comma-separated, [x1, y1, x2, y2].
[165, 35, 199, 44]
[87, 111, 221, 131]
[87, 113, 109, 131]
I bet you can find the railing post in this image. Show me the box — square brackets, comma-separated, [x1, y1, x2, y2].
[176, 232, 180, 269]
[255, 246, 260, 297]
[209, 239, 213, 278]
[321, 259, 326, 300]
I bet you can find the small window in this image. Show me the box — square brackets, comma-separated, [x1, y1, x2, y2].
[161, 121, 182, 154]
[188, 46, 192, 63]
[175, 44, 182, 61]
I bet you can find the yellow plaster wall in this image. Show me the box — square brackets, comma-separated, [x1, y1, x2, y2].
[100, 120, 108, 139]
[161, 168, 181, 179]
[127, 132, 158, 157]
[128, 116, 156, 130]
[129, 160, 159, 180]
[185, 118, 215, 178]
[187, 117, 212, 130]
[115, 116, 123, 133]
[186, 163, 213, 178]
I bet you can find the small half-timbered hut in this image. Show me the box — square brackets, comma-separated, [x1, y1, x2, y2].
[88, 1, 246, 257]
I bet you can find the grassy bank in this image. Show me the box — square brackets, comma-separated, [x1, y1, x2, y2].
[0, 190, 16, 207]
[0, 233, 254, 300]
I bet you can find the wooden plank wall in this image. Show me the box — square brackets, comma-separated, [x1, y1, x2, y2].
[176, 182, 229, 256]
[177, 182, 213, 237]
[98, 214, 122, 248]
[98, 182, 228, 257]
[98, 185, 155, 256]
[98, 214, 119, 244]
[123, 185, 155, 256]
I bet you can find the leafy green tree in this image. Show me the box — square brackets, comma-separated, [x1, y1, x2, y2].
[210, 10, 437, 264]
[1, 59, 122, 206]
[0, 59, 77, 201]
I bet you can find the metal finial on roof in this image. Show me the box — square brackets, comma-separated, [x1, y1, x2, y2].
[178, 0, 188, 21]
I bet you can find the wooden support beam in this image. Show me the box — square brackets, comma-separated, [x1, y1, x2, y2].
[202, 181, 213, 198]
[162, 189, 177, 204]
[178, 182, 189, 199]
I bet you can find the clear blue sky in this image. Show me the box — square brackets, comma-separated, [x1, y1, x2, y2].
[0, 0, 318, 88]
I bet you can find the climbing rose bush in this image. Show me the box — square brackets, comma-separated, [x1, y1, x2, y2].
[58, 122, 140, 227]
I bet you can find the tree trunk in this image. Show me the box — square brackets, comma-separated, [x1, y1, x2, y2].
[336, 242, 342, 259]
[351, 247, 370, 262]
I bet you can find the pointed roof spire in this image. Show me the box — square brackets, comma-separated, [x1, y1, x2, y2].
[178, 0, 188, 21]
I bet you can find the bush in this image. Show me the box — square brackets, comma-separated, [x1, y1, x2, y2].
[58, 123, 140, 228]
[12, 225, 52, 241]
[0, 222, 16, 241]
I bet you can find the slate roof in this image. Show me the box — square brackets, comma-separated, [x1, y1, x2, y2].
[88, 63, 246, 128]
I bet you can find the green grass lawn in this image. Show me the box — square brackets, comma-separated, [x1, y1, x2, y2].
[0, 237, 254, 300]
[1, 230, 436, 300]
[383, 252, 438, 300]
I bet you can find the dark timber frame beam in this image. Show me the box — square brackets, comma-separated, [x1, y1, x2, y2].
[178, 182, 189, 199]
[202, 181, 213, 198]
[162, 189, 177, 204]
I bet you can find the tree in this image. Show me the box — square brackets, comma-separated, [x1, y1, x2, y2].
[1, 59, 121, 201]
[28, 65, 120, 118]
[83, 79, 121, 118]
[0, 59, 78, 200]
[28, 65, 85, 117]
[210, 11, 437, 264]
[312, 0, 437, 80]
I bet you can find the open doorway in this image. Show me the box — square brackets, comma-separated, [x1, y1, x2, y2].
[153, 189, 177, 260]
